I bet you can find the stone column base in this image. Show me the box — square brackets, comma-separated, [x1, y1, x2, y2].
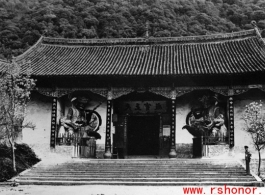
[169, 147, 177, 158]
[104, 148, 112, 159]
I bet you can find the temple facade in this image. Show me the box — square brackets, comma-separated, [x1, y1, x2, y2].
[4, 26, 265, 159]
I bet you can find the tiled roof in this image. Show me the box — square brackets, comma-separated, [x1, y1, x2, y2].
[0, 59, 7, 63]
[15, 29, 265, 76]
[0, 59, 8, 72]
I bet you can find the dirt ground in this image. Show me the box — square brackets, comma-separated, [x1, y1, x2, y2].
[0, 185, 265, 195]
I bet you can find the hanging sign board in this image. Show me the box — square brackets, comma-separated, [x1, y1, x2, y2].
[120, 101, 167, 114]
[162, 125, 171, 136]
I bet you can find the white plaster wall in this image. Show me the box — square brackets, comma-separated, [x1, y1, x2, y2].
[234, 99, 255, 148]
[233, 89, 265, 159]
[175, 103, 193, 143]
[21, 92, 53, 159]
[23, 92, 52, 145]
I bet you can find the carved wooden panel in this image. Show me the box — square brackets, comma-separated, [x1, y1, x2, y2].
[50, 98, 57, 148]
[171, 99, 176, 147]
[228, 97, 234, 147]
[105, 100, 112, 152]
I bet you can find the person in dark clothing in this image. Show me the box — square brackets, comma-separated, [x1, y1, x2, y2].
[245, 146, 252, 175]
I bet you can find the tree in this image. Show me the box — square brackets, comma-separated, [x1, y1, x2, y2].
[243, 101, 265, 176]
[251, 10, 265, 21]
[0, 60, 36, 172]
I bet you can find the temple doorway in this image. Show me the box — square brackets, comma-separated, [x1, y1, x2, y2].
[127, 115, 160, 155]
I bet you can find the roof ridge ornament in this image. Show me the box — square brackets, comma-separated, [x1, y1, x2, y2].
[251, 20, 257, 28]
[15, 36, 44, 61]
[251, 20, 265, 47]
[251, 20, 261, 38]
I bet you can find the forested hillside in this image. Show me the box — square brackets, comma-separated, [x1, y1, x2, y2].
[1, 0, 265, 59]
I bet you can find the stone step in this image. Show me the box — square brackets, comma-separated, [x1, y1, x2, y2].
[37, 165, 242, 168]
[44, 162, 241, 165]
[35, 165, 241, 168]
[35, 168, 243, 171]
[19, 174, 255, 179]
[32, 166, 242, 171]
[51, 160, 240, 163]
[13, 159, 263, 186]
[69, 159, 238, 162]
[21, 175, 248, 178]
[26, 169, 245, 174]
[53, 162, 240, 165]
[35, 166, 244, 169]
[37, 168, 243, 171]
[16, 177, 256, 182]
[14, 180, 264, 187]
[21, 172, 250, 175]
[87, 164, 242, 165]
[38, 161, 240, 163]
[27, 171, 245, 175]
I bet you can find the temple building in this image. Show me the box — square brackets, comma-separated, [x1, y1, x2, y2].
[3, 26, 265, 159]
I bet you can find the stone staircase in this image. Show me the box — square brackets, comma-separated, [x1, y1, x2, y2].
[12, 159, 264, 186]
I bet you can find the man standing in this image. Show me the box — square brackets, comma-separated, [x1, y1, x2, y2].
[245, 146, 252, 175]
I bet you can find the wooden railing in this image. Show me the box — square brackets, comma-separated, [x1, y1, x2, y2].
[56, 133, 77, 146]
[56, 133, 96, 158]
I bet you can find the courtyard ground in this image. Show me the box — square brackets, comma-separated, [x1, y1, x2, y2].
[0, 185, 265, 195]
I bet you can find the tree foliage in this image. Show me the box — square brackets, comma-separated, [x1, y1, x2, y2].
[0, 60, 36, 172]
[243, 101, 265, 176]
[0, 143, 40, 181]
[1, 0, 265, 59]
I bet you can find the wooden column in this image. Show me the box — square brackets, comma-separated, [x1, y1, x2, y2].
[50, 97, 57, 148]
[104, 91, 113, 159]
[159, 114, 163, 154]
[169, 95, 177, 158]
[123, 115, 128, 157]
[228, 96, 234, 148]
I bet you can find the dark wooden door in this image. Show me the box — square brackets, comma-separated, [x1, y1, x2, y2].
[127, 115, 160, 155]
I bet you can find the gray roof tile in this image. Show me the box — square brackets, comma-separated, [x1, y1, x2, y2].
[15, 29, 265, 76]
